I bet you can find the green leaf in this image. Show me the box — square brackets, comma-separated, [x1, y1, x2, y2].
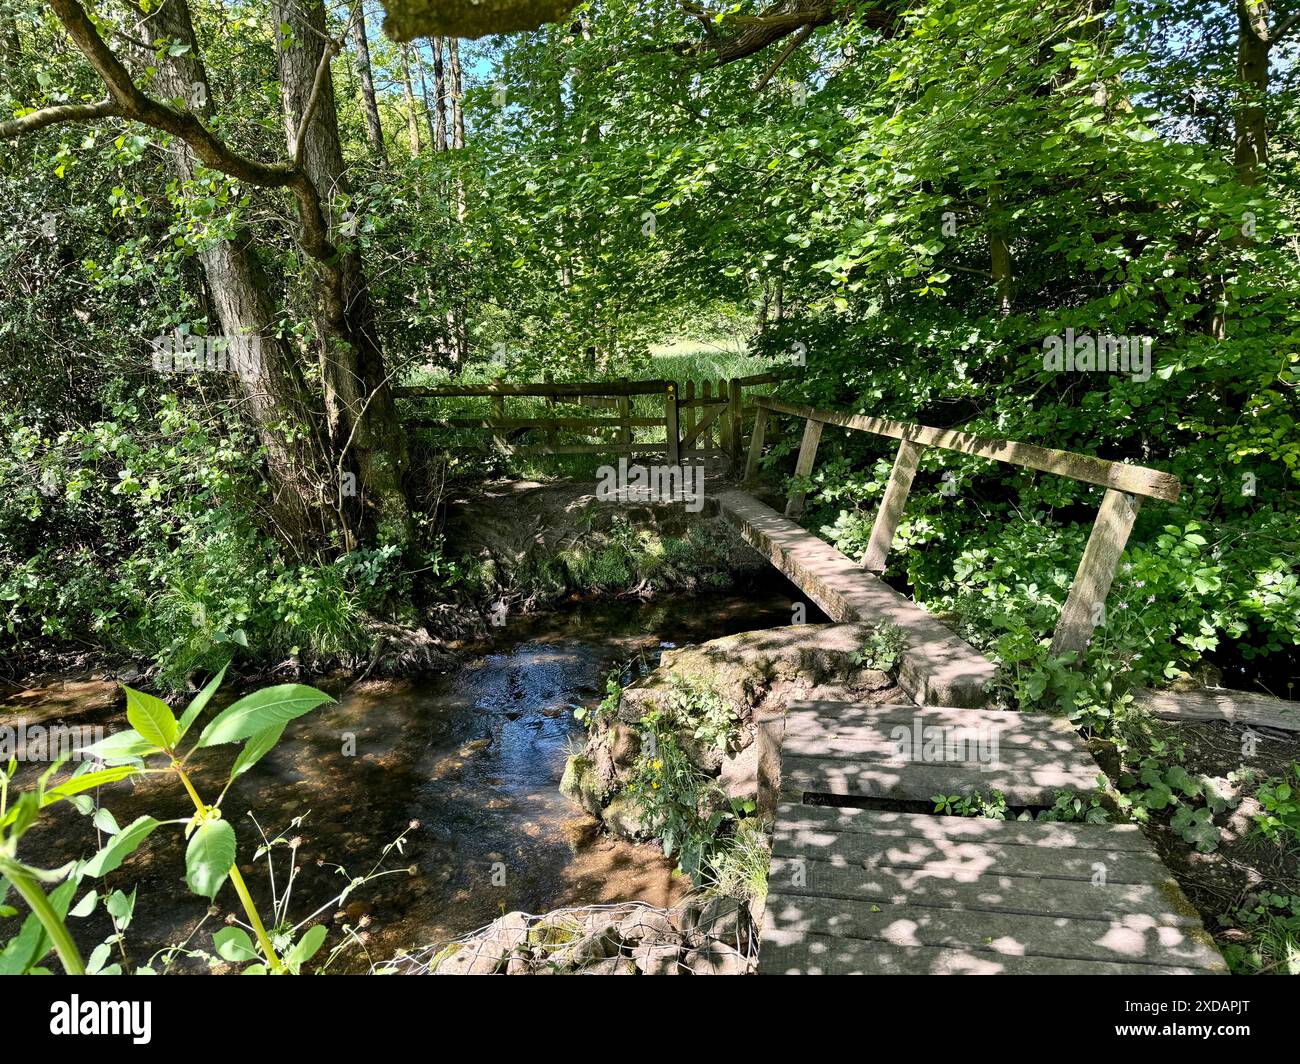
[124, 686, 178, 751]
[178, 661, 229, 741]
[106, 887, 136, 929]
[81, 728, 157, 766]
[82, 816, 161, 877]
[185, 819, 236, 900]
[286, 924, 327, 972]
[213, 926, 259, 963]
[197, 684, 332, 748]
[69, 889, 98, 919]
[228, 725, 285, 783]
[40, 765, 139, 809]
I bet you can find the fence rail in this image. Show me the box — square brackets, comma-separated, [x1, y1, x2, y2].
[745, 395, 1182, 657]
[396, 370, 789, 469]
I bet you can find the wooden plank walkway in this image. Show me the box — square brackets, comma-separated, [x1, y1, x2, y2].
[1135, 687, 1300, 733]
[761, 803, 1226, 975]
[759, 701, 1227, 974]
[777, 701, 1101, 806]
[715, 489, 995, 707]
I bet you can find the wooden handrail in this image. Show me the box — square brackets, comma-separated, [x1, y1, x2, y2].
[753, 396, 1180, 502]
[396, 379, 670, 398]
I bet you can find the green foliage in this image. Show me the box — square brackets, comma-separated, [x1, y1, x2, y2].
[573, 668, 624, 728]
[0, 673, 334, 974]
[931, 790, 1009, 820]
[667, 676, 740, 755]
[625, 700, 753, 885]
[1221, 894, 1300, 976]
[851, 621, 909, 675]
[1253, 764, 1300, 845]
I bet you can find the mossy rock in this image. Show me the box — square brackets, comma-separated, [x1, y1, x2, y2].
[560, 754, 605, 817]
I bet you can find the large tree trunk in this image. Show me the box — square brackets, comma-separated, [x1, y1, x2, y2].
[131, 0, 332, 544]
[447, 37, 468, 363]
[348, 1, 387, 164]
[1234, 0, 1270, 186]
[273, 0, 412, 544]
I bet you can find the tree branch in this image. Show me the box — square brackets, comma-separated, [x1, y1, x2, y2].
[17, 0, 338, 262]
[0, 97, 119, 138]
[671, 1, 900, 67]
[294, 38, 341, 166]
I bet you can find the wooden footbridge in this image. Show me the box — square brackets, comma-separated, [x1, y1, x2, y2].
[398, 373, 1227, 975]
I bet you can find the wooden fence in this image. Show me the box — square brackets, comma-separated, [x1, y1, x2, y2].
[745, 395, 1182, 657]
[396, 371, 787, 471]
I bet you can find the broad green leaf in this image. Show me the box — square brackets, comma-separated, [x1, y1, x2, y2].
[228, 724, 285, 783]
[213, 926, 258, 963]
[197, 684, 332, 748]
[185, 819, 236, 899]
[82, 728, 157, 766]
[178, 661, 229, 741]
[92, 807, 120, 835]
[106, 887, 136, 929]
[124, 686, 178, 751]
[82, 816, 161, 877]
[38, 765, 139, 811]
[286, 923, 327, 971]
[86, 941, 113, 975]
[69, 889, 98, 919]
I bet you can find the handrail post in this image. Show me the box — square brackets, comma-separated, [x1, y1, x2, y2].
[862, 440, 925, 572]
[785, 417, 824, 518]
[664, 383, 680, 466]
[728, 377, 742, 473]
[491, 378, 506, 453]
[744, 406, 769, 486]
[617, 377, 631, 450]
[1050, 489, 1142, 657]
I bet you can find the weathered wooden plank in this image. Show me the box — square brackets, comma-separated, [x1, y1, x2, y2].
[784, 418, 824, 518]
[743, 407, 769, 485]
[781, 754, 1100, 806]
[438, 416, 663, 430]
[489, 382, 507, 452]
[715, 490, 995, 707]
[397, 379, 671, 398]
[770, 828, 1168, 884]
[442, 443, 669, 457]
[680, 400, 726, 451]
[762, 895, 1224, 971]
[664, 384, 680, 466]
[729, 377, 743, 468]
[1050, 489, 1142, 656]
[781, 726, 1086, 758]
[1135, 688, 1300, 733]
[784, 701, 1074, 735]
[772, 802, 1152, 851]
[765, 857, 1201, 926]
[759, 929, 1220, 975]
[862, 440, 925, 572]
[753, 397, 1181, 502]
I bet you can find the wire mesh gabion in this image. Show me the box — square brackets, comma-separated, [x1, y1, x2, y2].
[380, 896, 759, 975]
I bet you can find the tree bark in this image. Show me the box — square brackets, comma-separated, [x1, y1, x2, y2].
[431, 36, 448, 152]
[130, 0, 332, 544]
[1234, 0, 1271, 186]
[447, 37, 468, 362]
[349, 0, 388, 164]
[273, 0, 412, 544]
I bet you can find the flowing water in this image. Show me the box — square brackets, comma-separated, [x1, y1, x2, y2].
[1, 575, 813, 972]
